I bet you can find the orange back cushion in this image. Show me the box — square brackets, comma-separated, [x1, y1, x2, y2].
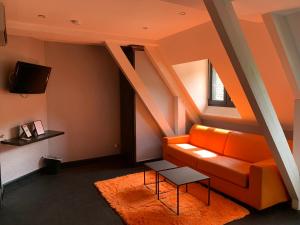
[189, 124, 230, 154]
[224, 132, 273, 163]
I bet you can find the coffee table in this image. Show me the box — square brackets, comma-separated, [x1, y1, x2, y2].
[144, 160, 178, 195]
[158, 166, 210, 215]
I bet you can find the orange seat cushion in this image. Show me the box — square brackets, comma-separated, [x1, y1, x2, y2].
[165, 144, 200, 168]
[189, 125, 230, 154]
[195, 154, 251, 188]
[224, 132, 273, 163]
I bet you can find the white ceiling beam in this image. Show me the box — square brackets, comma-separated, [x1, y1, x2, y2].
[105, 41, 174, 137]
[203, 0, 300, 209]
[263, 10, 300, 178]
[144, 45, 201, 123]
[263, 13, 300, 99]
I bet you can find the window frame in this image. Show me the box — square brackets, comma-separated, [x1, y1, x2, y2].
[208, 63, 235, 108]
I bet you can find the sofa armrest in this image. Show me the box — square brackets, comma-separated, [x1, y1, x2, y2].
[252, 158, 276, 168]
[163, 135, 190, 144]
[249, 158, 289, 209]
[162, 135, 190, 159]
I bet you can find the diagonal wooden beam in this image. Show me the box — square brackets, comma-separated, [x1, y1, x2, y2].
[204, 0, 300, 209]
[263, 12, 300, 99]
[263, 10, 300, 176]
[144, 45, 201, 123]
[105, 41, 174, 137]
[174, 96, 186, 135]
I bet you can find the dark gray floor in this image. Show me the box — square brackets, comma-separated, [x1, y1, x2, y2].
[0, 156, 300, 225]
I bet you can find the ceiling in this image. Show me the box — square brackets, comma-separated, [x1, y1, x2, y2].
[2, 0, 300, 44]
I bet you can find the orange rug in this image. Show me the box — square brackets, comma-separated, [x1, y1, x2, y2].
[95, 172, 249, 225]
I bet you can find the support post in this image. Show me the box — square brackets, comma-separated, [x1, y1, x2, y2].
[204, 0, 300, 209]
[105, 41, 174, 136]
[174, 96, 186, 135]
[144, 45, 201, 123]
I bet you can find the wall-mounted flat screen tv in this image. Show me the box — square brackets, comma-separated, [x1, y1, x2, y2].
[9, 61, 52, 94]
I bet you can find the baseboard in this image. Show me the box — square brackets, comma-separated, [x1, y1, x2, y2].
[3, 168, 42, 187]
[3, 154, 123, 187]
[135, 157, 162, 166]
[61, 154, 122, 168]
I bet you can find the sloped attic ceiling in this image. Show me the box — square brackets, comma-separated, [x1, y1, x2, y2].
[3, 0, 300, 44]
[2, 0, 207, 44]
[158, 20, 295, 129]
[162, 0, 300, 22]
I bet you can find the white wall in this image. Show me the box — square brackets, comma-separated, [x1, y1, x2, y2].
[135, 50, 170, 161]
[45, 43, 120, 162]
[135, 51, 174, 129]
[0, 35, 48, 183]
[173, 59, 241, 119]
[173, 59, 208, 112]
[135, 96, 163, 161]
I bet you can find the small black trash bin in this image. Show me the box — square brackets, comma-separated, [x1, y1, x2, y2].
[43, 156, 62, 174]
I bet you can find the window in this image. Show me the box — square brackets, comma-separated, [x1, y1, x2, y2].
[208, 63, 234, 107]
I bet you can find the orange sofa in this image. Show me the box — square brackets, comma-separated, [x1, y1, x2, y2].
[163, 124, 290, 210]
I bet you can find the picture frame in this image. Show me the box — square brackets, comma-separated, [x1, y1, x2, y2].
[33, 120, 45, 135]
[21, 124, 32, 138]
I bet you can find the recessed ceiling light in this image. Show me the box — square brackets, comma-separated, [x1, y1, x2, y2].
[142, 26, 149, 30]
[37, 14, 46, 19]
[70, 19, 81, 25]
[178, 11, 186, 15]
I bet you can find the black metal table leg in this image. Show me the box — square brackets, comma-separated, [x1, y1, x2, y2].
[157, 173, 160, 200]
[144, 166, 146, 185]
[177, 185, 180, 215]
[208, 179, 211, 206]
[155, 172, 158, 194]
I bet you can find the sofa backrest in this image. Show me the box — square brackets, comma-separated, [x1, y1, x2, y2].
[224, 132, 273, 163]
[189, 124, 230, 154]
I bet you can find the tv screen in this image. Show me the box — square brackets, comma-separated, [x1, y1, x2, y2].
[9, 61, 52, 94]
